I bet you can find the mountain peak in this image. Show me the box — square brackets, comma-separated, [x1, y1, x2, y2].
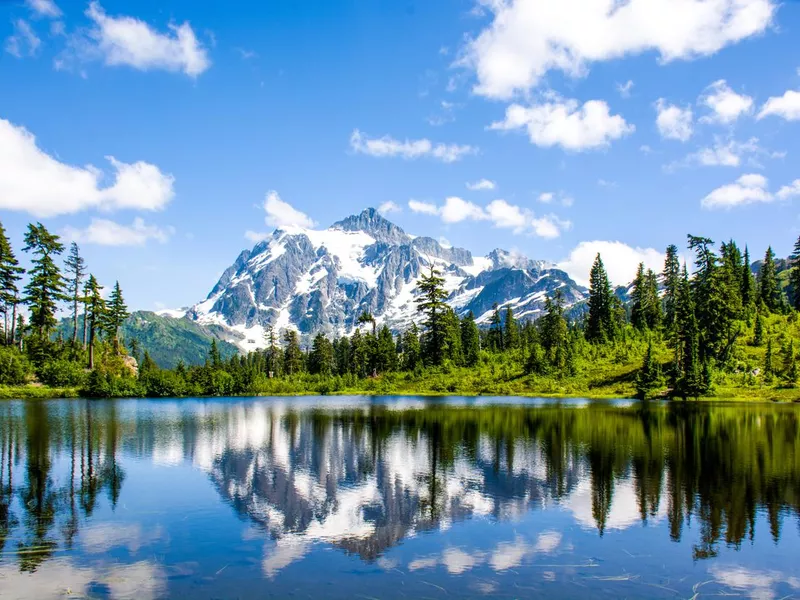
[331, 207, 409, 245]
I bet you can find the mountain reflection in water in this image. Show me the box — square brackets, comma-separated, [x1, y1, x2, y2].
[0, 397, 798, 599]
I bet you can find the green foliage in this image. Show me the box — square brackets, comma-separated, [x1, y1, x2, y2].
[759, 246, 781, 312]
[636, 340, 662, 399]
[586, 253, 616, 343]
[415, 265, 449, 366]
[39, 359, 87, 387]
[0, 346, 32, 385]
[22, 223, 66, 348]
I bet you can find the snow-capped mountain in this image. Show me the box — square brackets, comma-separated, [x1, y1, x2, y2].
[176, 208, 586, 350]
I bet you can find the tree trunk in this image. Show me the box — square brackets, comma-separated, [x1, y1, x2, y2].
[82, 303, 88, 348]
[11, 301, 17, 351]
[72, 296, 79, 345]
[88, 318, 95, 369]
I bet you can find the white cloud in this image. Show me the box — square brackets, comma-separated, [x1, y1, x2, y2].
[701, 173, 773, 209]
[699, 79, 753, 124]
[489, 96, 634, 151]
[245, 230, 271, 243]
[408, 199, 440, 215]
[377, 201, 402, 215]
[597, 179, 617, 187]
[777, 179, 800, 201]
[63, 217, 173, 246]
[757, 89, 800, 121]
[466, 178, 496, 191]
[559, 241, 665, 287]
[441, 548, 480, 575]
[639, 144, 653, 154]
[411, 196, 570, 238]
[709, 565, 800, 600]
[235, 47, 257, 60]
[538, 192, 554, 203]
[427, 100, 458, 126]
[617, 80, 634, 98]
[26, 0, 61, 18]
[350, 130, 476, 163]
[5, 19, 41, 58]
[262, 191, 315, 228]
[538, 191, 574, 207]
[668, 137, 764, 170]
[655, 99, 693, 141]
[67, 2, 211, 77]
[461, 0, 775, 99]
[0, 118, 175, 217]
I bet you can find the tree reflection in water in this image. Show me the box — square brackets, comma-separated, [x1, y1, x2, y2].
[0, 398, 797, 575]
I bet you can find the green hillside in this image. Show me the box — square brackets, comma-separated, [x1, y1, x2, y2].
[56, 312, 240, 369]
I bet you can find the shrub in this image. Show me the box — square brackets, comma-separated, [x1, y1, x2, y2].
[0, 347, 33, 385]
[39, 359, 87, 387]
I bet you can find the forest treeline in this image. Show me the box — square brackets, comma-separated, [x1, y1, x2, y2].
[1, 220, 799, 399]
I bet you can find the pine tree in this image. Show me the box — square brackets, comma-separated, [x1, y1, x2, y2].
[208, 339, 222, 368]
[357, 311, 377, 337]
[309, 333, 334, 377]
[644, 269, 662, 330]
[753, 310, 764, 346]
[586, 254, 615, 343]
[503, 306, 519, 350]
[64, 242, 86, 345]
[541, 289, 568, 368]
[675, 265, 704, 398]
[630, 262, 647, 331]
[85, 274, 106, 369]
[782, 339, 795, 381]
[0, 221, 24, 346]
[375, 325, 398, 373]
[789, 236, 800, 311]
[636, 339, 662, 399]
[282, 330, 304, 375]
[401, 323, 422, 371]
[741, 246, 756, 309]
[415, 265, 449, 366]
[103, 281, 129, 352]
[758, 246, 781, 312]
[22, 223, 66, 338]
[662, 244, 681, 333]
[334, 336, 350, 376]
[763, 337, 774, 384]
[264, 325, 281, 377]
[488, 303, 503, 352]
[460, 312, 481, 367]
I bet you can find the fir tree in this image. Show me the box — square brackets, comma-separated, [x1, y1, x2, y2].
[541, 289, 568, 368]
[415, 265, 449, 366]
[334, 336, 350, 376]
[64, 242, 86, 345]
[487, 303, 503, 352]
[763, 337, 774, 384]
[741, 246, 756, 309]
[753, 311, 764, 346]
[208, 339, 222, 368]
[22, 223, 66, 338]
[282, 330, 304, 375]
[675, 265, 704, 398]
[503, 306, 519, 350]
[375, 325, 398, 373]
[644, 269, 662, 330]
[789, 236, 800, 311]
[85, 275, 105, 369]
[460, 312, 481, 367]
[758, 246, 781, 312]
[662, 244, 681, 333]
[442, 308, 463, 365]
[264, 325, 281, 377]
[586, 254, 615, 343]
[630, 262, 647, 331]
[103, 281, 129, 352]
[309, 333, 334, 377]
[401, 323, 422, 371]
[782, 339, 795, 381]
[0, 221, 24, 346]
[357, 311, 377, 337]
[636, 339, 662, 399]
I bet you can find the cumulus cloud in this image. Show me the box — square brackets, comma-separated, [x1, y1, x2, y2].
[262, 191, 316, 228]
[655, 99, 693, 141]
[26, 0, 61, 18]
[4, 19, 41, 58]
[0, 118, 175, 217]
[59, 2, 211, 77]
[408, 197, 570, 238]
[701, 173, 773, 209]
[757, 89, 800, 121]
[699, 80, 754, 124]
[63, 217, 173, 246]
[378, 201, 402, 215]
[466, 178, 496, 191]
[538, 191, 574, 206]
[349, 130, 477, 163]
[489, 96, 634, 151]
[245, 230, 271, 243]
[538, 192, 554, 203]
[776, 179, 800, 201]
[460, 0, 775, 99]
[559, 241, 665, 287]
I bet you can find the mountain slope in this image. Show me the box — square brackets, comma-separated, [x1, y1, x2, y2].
[170, 208, 586, 350]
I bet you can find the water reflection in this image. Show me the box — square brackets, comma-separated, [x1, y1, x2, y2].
[0, 398, 798, 599]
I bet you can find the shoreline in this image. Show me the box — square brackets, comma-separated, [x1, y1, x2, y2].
[1, 384, 798, 403]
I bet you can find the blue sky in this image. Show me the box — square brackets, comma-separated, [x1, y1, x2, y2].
[1, 0, 799, 310]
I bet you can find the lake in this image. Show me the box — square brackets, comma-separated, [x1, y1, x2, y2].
[0, 397, 798, 599]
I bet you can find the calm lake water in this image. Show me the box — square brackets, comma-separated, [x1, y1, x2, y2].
[0, 397, 798, 599]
